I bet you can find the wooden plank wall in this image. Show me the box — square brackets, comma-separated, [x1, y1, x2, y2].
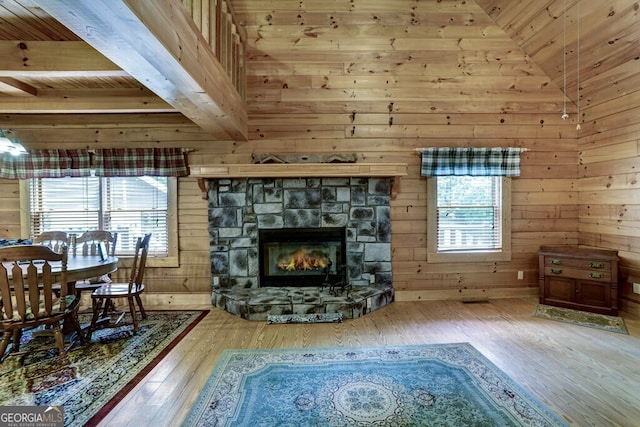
[4, 0, 638, 308]
[228, 0, 579, 300]
[0, 0, 580, 303]
[579, 98, 640, 309]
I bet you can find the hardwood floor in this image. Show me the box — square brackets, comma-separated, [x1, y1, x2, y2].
[97, 297, 640, 427]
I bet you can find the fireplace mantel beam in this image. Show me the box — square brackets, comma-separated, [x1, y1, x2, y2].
[190, 163, 408, 178]
[192, 163, 408, 200]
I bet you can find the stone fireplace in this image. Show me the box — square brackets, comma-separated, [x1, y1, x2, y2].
[207, 177, 395, 320]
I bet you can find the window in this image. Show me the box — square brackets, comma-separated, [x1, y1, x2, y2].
[427, 176, 511, 263]
[22, 175, 178, 265]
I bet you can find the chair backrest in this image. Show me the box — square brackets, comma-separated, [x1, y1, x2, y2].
[0, 244, 70, 325]
[34, 231, 69, 253]
[75, 230, 118, 257]
[128, 233, 151, 291]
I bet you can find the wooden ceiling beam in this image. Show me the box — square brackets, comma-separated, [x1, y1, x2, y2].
[0, 41, 121, 72]
[0, 77, 37, 96]
[33, 0, 248, 141]
[0, 70, 131, 78]
[0, 113, 196, 128]
[0, 89, 174, 113]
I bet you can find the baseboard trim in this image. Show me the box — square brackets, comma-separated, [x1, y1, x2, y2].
[79, 292, 212, 310]
[394, 287, 538, 302]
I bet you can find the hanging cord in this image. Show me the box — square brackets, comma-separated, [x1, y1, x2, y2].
[561, 0, 569, 120]
[576, 0, 581, 130]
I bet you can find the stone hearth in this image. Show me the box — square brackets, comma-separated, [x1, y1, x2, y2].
[207, 177, 395, 321]
[212, 284, 394, 321]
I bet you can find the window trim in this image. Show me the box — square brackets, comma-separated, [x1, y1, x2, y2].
[427, 176, 511, 263]
[19, 177, 179, 268]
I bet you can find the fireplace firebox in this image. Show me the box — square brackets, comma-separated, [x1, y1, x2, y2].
[259, 227, 347, 287]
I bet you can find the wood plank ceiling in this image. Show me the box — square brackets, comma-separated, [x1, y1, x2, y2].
[0, 0, 637, 144]
[0, 0, 247, 141]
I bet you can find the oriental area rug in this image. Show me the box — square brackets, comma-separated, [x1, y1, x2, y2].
[0, 310, 208, 427]
[182, 343, 566, 427]
[532, 304, 628, 334]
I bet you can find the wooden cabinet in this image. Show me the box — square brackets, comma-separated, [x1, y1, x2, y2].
[538, 246, 619, 316]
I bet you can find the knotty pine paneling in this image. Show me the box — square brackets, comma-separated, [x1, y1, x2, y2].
[243, 25, 509, 43]
[580, 141, 638, 165]
[2, 0, 580, 301]
[247, 100, 564, 114]
[248, 113, 567, 126]
[477, 0, 640, 112]
[579, 231, 640, 258]
[6, 0, 639, 308]
[578, 89, 640, 307]
[0, 180, 20, 237]
[512, 205, 578, 220]
[579, 204, 640, 222]
[0, 211, 20, 236]
[232, 0, 488, 14]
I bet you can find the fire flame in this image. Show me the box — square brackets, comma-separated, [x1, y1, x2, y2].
[277, 248, 328, 271]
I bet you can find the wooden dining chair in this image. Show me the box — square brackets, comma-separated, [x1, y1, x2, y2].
[86, 233, 151, 340]
[73, 230, 118, 258]
[33, 231, 69, 253]
[0, 244, 86, 364]
[74, 231, 118, 306]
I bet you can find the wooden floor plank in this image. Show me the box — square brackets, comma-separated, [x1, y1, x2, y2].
[96, 298, 640, 427]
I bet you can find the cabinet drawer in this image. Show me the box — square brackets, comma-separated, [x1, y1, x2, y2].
[544, 266, 611, 282]
[544, 257, 611, 271]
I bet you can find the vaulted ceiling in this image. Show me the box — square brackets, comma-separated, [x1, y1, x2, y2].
[0, 0, 637, 142]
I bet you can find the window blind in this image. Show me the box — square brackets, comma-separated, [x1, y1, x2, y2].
[105, 176, 168, 256]
[29, 176, 100, 236]
[29, 175, 168, 256]
[436, 176, 502, 251]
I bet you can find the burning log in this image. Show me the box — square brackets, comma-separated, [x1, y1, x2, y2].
[277, 248, 329, 271]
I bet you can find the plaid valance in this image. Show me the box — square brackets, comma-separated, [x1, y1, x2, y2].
[420, 147, 522, 177]
[94, 148, 189, 177]
[0, 149, 91, 179]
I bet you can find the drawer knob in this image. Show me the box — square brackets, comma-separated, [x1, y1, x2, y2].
[589, 262, 604, 269]
[589, 272, 604, 279]
[551, 268, 563, 274]
[551, 259, 562, 265]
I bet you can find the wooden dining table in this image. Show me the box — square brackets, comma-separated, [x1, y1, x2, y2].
[3, 255, 119, 285]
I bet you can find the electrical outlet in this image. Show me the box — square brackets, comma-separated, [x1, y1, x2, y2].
[213, 276, 220, 286]
[369, 274, 376, 284]
[633, 282, 640, 294]
[517, 271, 524, 280]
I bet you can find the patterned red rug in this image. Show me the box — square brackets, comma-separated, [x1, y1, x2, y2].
[0, 310, 208, 427]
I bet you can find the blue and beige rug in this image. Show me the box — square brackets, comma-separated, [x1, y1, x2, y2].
[0, 310, 208, 427]
[182, 343, 566, 426]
